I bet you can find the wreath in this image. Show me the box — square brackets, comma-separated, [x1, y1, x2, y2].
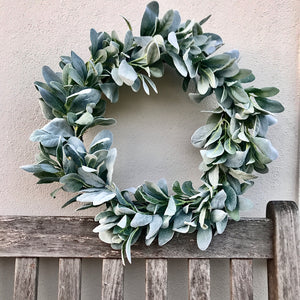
[22, 1, 284, 264]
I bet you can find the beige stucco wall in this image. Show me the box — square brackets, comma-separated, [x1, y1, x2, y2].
[0, 0, 299, 299]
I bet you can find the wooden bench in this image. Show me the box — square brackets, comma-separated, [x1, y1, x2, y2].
[0, 201, 299, 300]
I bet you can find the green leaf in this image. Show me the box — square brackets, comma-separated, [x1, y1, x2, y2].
[77, 189, 116, 205]
[125, 228, 139, 263]
[167, 31, 179, 52]
[79, 117, 116, 136]
[75, 112, 93, 125]
[228, 169, 257, 184]
[61, 195, 78, 208]
[216, 216, 228, 234]
[89, 130, 113, 152]
[211, 209, 227, 223]
[118, 60, 138, 86]
[21, 163, 59, 174]
[157, 178, 168, 195]
[60, 173, 86, 192]
[66, 88, 101, 112]
[169, 10, 181, 32]
[78, 167, 105, 187]
[201, 68, 217, 88]
[255, 97, 284, 113]
[224, 185, 237, 211]
[246, 87, 279, 97]
[100, 83, 119, 103]
[71, 51, 87, 80]
[164, 196, 176, 216]
[150, 60, 164, 78]
[227, 205, 240, 221]
[69, 68, 84, 85]
[140, 1, 159, 36]
[210, 189, 227, 209]
[229, 69, 253, 81]
[98, 230, 114, 244]
[130, 213, 153, 227]
[203, 54, 231, 72]
[144, 181, 168, 199]
[182, 181, 197, 196]
[191, 123, 216, 148]
[90, 29, 99, 59]
[123, 30, 133, 53]
[168, 52, 188, 77]
[111, 68, 123, 86]
[205, 125, 222, 147]
[228, 85, 249, 104]
[44, 118, 74, 136]
[172, 181, 184, 195]
[146, 42, 160, 65]
[157, 9, 174, 36]
[224, 139, 236, 155]
[140, 75, 149, 95]
[37, 87, 66, 113]
[158, 228, 174, 246]
[208, 166, 219, 187]
[106, 148, 117, 185]
[146, 215, 163, 239]
[225, 149, 249, 168]
[251, 137, 278, 162]
[30, 130, 59, 148]
[117, 215, 128, 228]
[143, 76, 158, 93]
[39, 99, 55, 120]
[183, 51, 197, 78]
[197, 74, 210, 95]
[199, 14, 211, 25]
[173, 211, 192, 230]
[216, 61, 239, 78]
[42, 66, 62, 85]
[121, 15, 132, 31]
[206, 141, 224, 158]
[30, 119, 73, 147]
[131, 77, 141, 92]
[197, 226, 212, 250]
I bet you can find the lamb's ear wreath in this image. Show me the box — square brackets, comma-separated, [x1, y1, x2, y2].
[22, 1, 284, 263]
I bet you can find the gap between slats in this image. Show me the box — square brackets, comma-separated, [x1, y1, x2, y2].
[13, 257, 39, 300]
[58, 258, 81, 300]
[230, 259, 253, 300]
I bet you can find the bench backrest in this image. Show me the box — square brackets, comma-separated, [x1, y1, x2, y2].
[0, 201, 299, 300]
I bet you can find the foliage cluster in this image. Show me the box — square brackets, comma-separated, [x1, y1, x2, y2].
[22, 1, 284, 263]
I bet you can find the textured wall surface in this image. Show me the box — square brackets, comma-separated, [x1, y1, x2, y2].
[0, 0, 299, 299]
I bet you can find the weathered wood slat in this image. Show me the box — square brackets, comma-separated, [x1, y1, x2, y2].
[230, 259, 253, 300]
[0, 216, 273, 259]
[266, 201, 300, 300]
[145, 259, 167, 300]
[188, 259, 210, 300]
[58, 258, 81, 300]
[13, 257, 39, 300]
[102, 259, 124, 300]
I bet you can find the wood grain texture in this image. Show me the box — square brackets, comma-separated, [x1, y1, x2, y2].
[188, 259, 210, 300]
[0, 216, 273, 259]
[58, 258, 81, 300]
[266, 201, 300, 300]
[145, 259, 167, 300]
[230, 259, 253, 300]
[102, 259, 124, 300]
[13, 257, 39, 300]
